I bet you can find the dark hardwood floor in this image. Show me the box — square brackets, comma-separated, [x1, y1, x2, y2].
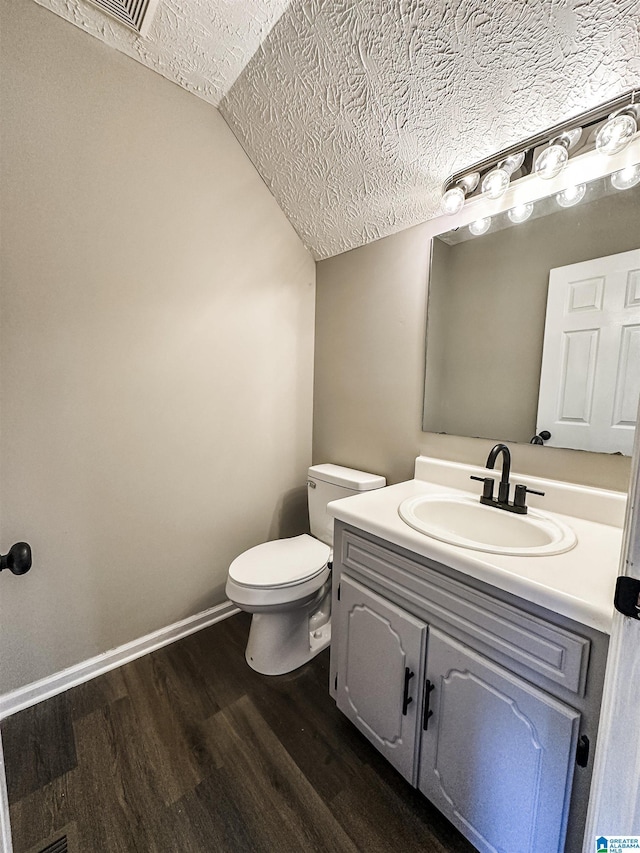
[2, 613, 476, 853]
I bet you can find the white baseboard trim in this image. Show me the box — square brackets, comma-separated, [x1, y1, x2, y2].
[0, 600, 240, 721]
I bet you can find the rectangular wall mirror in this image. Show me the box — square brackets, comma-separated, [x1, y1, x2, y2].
[423, 172, 640, 455]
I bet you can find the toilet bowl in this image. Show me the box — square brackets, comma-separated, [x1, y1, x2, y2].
[225, 464, 385, 675]
[227, 534, 332, 675]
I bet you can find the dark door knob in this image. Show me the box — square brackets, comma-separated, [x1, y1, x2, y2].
[530, 430, 552, 445]
[0, 542, 32, 575]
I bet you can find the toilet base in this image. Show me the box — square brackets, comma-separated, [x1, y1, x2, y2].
[245, 610, 331, 676]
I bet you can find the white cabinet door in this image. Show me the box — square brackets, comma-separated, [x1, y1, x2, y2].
[335, 576, 427, 784]
[536, 248, 640, 454]
[419, 628, 580, 853]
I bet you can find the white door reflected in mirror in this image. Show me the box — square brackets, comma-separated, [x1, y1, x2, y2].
[537, 249, 640, 455]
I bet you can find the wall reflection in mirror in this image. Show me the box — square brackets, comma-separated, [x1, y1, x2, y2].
[423, 171, 640, 455]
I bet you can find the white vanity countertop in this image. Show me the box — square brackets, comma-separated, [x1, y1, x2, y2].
[328, 457, 626, 634]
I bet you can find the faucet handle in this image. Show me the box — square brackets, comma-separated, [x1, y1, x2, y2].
[470, 475, 495, 500]
[514, 484, 545, 509]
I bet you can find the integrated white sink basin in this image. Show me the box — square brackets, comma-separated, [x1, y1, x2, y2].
[398, 494, 577, 556]
[327, 456, 626, 631]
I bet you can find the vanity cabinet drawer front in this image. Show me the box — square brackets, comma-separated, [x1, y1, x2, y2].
[340, 529, 590, 696]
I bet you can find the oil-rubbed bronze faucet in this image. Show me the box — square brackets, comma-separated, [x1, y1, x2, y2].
[486, 443, 511, 504]
[470, 444, 545, 514]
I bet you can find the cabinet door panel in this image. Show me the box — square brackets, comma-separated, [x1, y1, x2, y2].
[419, 628, 580, 853]
[336, 576, 426, 784]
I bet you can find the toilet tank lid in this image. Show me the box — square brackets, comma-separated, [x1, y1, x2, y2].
[308, 464, 386, 491]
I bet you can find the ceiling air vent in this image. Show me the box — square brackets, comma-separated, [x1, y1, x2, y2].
[85, 0, 160, 35]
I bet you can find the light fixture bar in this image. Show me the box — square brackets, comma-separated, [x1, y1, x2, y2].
[442, 89, 638, 195]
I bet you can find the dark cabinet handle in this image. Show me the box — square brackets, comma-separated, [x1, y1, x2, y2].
[0, 542, 32, 576]
[576, 734, 590, 767]
[423, 679, 435, 730]
[402, 667, 414, 715]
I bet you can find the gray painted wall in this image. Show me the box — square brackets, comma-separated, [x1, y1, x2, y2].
[314, 221, 631, 492]
[0, 0, 315, 694]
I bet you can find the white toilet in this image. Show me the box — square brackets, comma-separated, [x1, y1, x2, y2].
[225, 464, 385, 675]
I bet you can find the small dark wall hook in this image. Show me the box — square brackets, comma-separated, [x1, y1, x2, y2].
[0, 542, 32, 575]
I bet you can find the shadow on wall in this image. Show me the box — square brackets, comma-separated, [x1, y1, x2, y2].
[188, 582, 231, 618]
[269, 486, 309, 540]
[185, 486, 308, 618]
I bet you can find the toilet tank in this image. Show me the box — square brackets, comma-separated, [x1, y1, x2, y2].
[307, 464, 386, 546]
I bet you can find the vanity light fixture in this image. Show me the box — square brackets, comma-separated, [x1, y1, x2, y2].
[596, 101, 639, 155]
[611, 164, 640, 190]
[507, 202, 534, 224]
[469, 217, 491, 236]
[440, 89, 639, 215]
[441, 173, 480, 215]
[555, 183, 586, 207]
[481, 153, 525, 199]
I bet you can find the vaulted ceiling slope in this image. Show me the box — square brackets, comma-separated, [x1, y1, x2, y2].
[33, 0, 640, 259]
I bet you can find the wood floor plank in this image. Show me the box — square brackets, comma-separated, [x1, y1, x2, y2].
[168, 770, 268, 853]
[329, 754, 476, 853]
[71, 697, 167, 853]
[204, 693, 360, 853]
[2, 692, 77, 804]
[68, 666, 128, 722]
[245, 652, 370, 802]
[6, 770, 76, 852]
[161, 638, 222, 720]
[118, 653, 205, 806]
[169, 614, 258, 713]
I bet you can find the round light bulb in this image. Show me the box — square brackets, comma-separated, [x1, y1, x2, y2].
[468, 217, 491, 236]
[596, 113, 637, 156]
[441, 186, 465, 215]
[508, 203, 534, 224]
[556, 183, 586, 207]
[534, 143, 569, 180]
[611, 164, 640, 190]
[481, 167, 510, 199]
[611, 164, 640, 191]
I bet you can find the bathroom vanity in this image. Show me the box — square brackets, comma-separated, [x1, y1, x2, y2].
[328, 456, 625, 853]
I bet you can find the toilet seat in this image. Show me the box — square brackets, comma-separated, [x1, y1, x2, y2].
[228, 534, 331, 589]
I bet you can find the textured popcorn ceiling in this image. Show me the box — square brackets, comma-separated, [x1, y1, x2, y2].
[221, 0, 640, 258]
[33, 0, 640, 259]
